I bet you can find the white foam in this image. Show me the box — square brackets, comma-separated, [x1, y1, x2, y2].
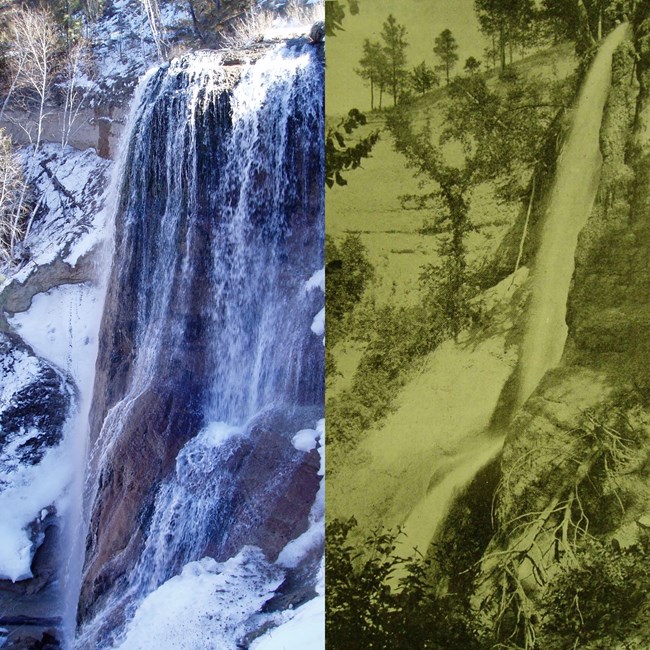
[115, 547, 284, 650]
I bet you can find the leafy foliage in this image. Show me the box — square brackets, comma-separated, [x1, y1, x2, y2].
[541, 0, 629, 52]
[386, 108, 479, 339]
[327, 288, 450, 454]
[541, 537, 650, 649]
[325, 0, 360, 36]
[326, 232, 374, 348]
[325, 109, 380, 188]
[326, 518, 481, 650]
[409, 61, 439, 96]
[442, 68, 572, 199]
[464, 56, 482, 75]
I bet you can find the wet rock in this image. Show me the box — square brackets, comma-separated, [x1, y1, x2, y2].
[212, 426, 321, 562]
[0, 332, 73, 470]
[309, 21, 324, 43]
[0, 514, 64, 649]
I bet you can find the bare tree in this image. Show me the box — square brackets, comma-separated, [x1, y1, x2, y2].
[0, 130, 27, 263]
[3, 8, 63, 242]
[140, 0, 167, 60]
[61, 39, 94, 150]
[5, 8, 63, 152]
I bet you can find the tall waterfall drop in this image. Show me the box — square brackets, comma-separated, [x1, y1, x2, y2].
[393, 24, 628, 564]
[73, 38, 324, 648]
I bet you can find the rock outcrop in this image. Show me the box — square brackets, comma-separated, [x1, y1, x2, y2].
[0, 333, 75, 649]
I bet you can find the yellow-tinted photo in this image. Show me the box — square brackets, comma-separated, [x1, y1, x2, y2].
[326, 0, 650, 647]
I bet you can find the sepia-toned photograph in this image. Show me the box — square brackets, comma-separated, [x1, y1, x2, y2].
[326, 0, 650, 648]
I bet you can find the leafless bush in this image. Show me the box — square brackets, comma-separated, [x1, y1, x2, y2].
[0, 130, 27, 263]
[2, 7, 63, 151]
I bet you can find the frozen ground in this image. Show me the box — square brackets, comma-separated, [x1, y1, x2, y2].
[0, 143, 111, 585]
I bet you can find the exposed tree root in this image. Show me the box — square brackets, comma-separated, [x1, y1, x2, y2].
[475, 407, 644, 649]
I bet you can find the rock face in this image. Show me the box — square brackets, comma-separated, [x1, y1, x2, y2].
[0, 332, 75, 649]
[0, 333, 72, 465]
[77, 41, 324, 646]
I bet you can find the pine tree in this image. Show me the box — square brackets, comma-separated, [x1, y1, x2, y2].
[409, 61, 439, 96]
[474, 0, 536, 70]
[433, 29, 459, 84]
[356, 39, 388, 110]
[380, 14, 408, 107]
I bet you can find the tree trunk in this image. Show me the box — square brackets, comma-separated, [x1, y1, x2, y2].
[491, 33, 497, 69]
[187, 0, 205, 42]
[499, 25, 506, 71]
[598, 6, 603, 40]
[577, 0, 597, 45]
[370, 77, 374, 111]
[392, 63, 397, 106]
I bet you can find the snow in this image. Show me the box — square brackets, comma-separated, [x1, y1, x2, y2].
[115, 417, 326, 649]
[0, 280, 105, 584]
[80, 0, 191, 100]
[305, 268, 324, 337]
[310, 307, 324, 336]
[280, 419, 324, 568]
[257, 420, 324, 649]
[250, 584, 324, 650]
[0, 338, 76, 581]
[114, 548, 284, 650]
[0, 144, 110, 293]
[0, 143, 110, 585]
[0, 441, 73, 581]
[291, 427, 319, 452]
[0, 349, 40, 407]
[9, 283, 104, 388]
[305, 268, 324, 293]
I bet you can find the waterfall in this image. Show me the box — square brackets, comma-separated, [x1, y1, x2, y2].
[394, 25, 628, 565]
[74, 40, 324, 648]
[513, 23, 628, 410]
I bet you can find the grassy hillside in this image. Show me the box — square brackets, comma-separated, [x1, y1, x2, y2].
[326, 40, 578, 423]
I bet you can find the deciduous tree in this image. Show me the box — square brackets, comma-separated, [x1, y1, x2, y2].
[4, 7, 63, 152]
[386, 108, 476, 339]
[0, 130, 27, 262]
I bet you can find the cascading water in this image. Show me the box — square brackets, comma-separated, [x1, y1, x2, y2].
[513, 23, 628, 410]
[73, 38, 324, 648]
[394, 24, 628, 564]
